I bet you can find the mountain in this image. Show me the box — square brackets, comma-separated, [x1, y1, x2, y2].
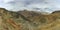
[0, 8, 60, 30]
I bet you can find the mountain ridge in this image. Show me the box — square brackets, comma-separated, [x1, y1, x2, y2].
[0, 8, 60, 30]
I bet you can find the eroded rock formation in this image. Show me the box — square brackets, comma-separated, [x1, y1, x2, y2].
[0, 8, 60, 30]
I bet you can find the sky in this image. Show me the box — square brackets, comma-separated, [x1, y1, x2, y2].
[0, 0, 60, 13]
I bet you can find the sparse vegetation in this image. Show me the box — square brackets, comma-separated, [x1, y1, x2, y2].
[0, 8, 60, 30]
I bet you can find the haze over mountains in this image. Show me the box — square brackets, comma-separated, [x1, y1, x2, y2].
[0, 0, 60, 30]
[0, 0, 60, 13]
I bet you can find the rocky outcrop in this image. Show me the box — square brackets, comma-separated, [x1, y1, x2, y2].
[0, 8, 60, 30]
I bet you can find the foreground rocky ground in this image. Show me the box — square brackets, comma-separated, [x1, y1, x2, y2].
[0, 8, 60, 30]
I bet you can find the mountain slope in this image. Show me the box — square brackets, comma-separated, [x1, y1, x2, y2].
[0, 8, 60, 30]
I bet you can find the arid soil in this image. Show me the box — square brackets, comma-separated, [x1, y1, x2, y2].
[0, 8, 60, 30]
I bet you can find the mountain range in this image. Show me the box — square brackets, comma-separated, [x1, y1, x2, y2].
[0, 8, 60, 30]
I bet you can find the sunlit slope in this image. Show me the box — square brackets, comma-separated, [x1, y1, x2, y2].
[0, 8, 60, 30]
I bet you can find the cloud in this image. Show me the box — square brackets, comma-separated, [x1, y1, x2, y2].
[0, 0, 60, 13]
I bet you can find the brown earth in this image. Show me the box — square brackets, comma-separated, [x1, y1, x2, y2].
[0, 8, 60, 30]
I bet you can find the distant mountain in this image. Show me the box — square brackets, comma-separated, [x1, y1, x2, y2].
[0, 8, 60, 30]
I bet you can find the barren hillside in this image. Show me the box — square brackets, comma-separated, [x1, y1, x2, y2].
[0, 8, 60, 30]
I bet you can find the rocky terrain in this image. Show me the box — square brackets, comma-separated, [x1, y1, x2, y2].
[0, 8, 60, 30]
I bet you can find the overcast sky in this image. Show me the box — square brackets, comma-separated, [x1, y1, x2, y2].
[0, 0, 60, 13]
